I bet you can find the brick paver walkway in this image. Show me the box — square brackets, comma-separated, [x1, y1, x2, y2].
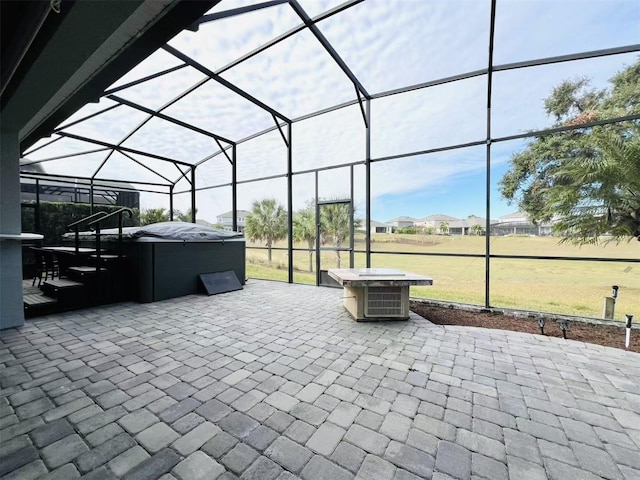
[1, 280, 639, 480]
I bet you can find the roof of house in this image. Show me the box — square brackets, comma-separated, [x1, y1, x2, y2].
[447, 217, 486, 228]
[463, 217, 486, 226]
[217, 210, 252, 218]
[387, 216, 418, 223]
[420, 214, 460, 221]
[499, 212, 529, 220]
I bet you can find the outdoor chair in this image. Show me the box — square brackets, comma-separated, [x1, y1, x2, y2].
[31, 247, 46, 286]
[31, 248, 59, 286]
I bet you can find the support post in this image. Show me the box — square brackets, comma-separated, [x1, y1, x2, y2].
[90, 180, 94, 215]
[35, 178, 41, 233]
[169, 185, 174, 221]
[0, 130, 25, 329]
[287, 122, 293, 283]
[484, 0, 497, 308]
[365, 99, 371, 268]
[191, 166, 196, 223]
[350, 165, 355, 268]
[232, 145, 238, 231]
[315, 172, 320, 286]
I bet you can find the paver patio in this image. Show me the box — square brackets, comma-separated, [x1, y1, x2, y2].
[1, 280, 639, 480]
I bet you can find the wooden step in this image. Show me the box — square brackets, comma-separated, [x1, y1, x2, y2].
[41, 278, 84, 301]
[24, 293, 59, 318]
[24, 294, 58, 307]
[42, 278, 85, 292]
[67, 266, 108, 274]
[90, 254, 124, 261]
[41, 278, 87, 308]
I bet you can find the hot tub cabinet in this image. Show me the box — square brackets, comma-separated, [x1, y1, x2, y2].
[122, 238, 245, 303]
[63, 222, 246, 304]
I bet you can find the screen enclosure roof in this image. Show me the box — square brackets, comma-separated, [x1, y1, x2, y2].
[19, 0, 640, 193]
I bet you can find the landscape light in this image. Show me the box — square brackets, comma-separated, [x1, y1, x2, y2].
[537, 317, 547, 335]
[626, 314, 633, 349]
[557, 319, 570, 339]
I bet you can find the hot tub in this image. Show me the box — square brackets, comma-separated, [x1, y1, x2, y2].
[63, 222, 245, 303]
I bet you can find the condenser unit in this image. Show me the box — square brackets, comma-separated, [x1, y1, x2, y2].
[364, 286, 407, 318]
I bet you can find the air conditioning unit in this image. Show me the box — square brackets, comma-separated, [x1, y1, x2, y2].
[364, 286, 408, 318]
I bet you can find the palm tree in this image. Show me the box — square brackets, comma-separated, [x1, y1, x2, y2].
[321, 203, 361, 268]
[471, 224, 483, 236]
[439, 221, 449, 235]
[245, 198, 287, 263]
[293, 208, 316, 272]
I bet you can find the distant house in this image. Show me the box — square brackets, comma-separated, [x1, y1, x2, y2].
[414, 214, 459, 230]
[216, 209, 251, 233]
[378, 211, 553, 236]
[490, 212, 553, 236]
[370, 220, 393, 234]
[387, 216, 418, 228]
[448, 217, 486, 235]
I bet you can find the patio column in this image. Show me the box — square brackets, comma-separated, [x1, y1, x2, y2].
[0, 130, 25, 329]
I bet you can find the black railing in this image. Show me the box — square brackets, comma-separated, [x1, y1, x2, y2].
[66, 211, 108, 253]
[87, 208, 133, 267]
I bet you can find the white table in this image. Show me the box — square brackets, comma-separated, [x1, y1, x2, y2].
[328, 268, 433, 321]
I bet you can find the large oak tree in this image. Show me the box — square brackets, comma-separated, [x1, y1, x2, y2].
[499, 58, 640, 244]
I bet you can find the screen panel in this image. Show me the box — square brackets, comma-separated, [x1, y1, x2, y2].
[221, 28, 356, 119]
[494, 0, 640, 65]
[371, 76, 487, 159]
[492, 53, 638, 139]
[168, 2, 303, 73]
[372, 253, 486, 306]
[490, 258, 640, 320]
[293, 104, 365, 172]
[317, 0, 490, 94]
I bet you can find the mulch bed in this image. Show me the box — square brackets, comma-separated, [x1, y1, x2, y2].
[410, 302, 640, 354]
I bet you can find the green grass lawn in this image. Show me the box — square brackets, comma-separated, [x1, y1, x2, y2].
[245, 235, 639, 321]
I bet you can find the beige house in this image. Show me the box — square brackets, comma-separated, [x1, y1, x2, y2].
[414, 214, 459, 230]
[387, 216, 419, 228]
[216, 210, 251, 233]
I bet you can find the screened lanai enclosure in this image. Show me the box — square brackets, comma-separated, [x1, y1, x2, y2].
[19, 0, 640, 321]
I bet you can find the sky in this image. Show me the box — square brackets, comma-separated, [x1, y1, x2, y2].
[21, 0, 640, 224]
